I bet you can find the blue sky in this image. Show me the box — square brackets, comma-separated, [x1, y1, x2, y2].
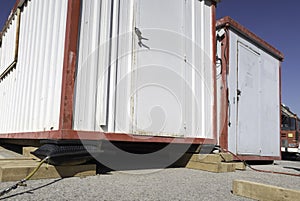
[216, 1, 300, 115]
[0, 0, 14, 30]
[1, 0, 299, 115]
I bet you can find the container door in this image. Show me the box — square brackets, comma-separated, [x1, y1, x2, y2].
[132, 0, 186, 136]
[236, 42, 261, 155]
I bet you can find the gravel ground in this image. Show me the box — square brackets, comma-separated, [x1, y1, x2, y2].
[0, 160, 300, 201]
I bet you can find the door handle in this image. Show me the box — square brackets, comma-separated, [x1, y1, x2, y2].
[237, 89, 241, 102]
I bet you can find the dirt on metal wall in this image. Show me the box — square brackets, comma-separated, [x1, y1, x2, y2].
[73, 0, 216, 139]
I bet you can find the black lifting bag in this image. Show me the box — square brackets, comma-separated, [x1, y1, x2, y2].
[31, 140, 102, 166]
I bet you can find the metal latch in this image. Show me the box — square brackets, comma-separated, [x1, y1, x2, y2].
[237, 89, 241, 101]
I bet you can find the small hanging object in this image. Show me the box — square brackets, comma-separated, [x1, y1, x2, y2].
[134, 27, 150, 49]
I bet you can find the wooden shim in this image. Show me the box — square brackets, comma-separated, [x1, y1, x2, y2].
[186, 161, 235, 173]
[233, 162, 246, 171]
[0, 157, 33, 161]
[233, 180, 300, 201]
[219, 153, 234, 162]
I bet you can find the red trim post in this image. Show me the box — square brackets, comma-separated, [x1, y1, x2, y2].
[59, 0, 81, 132]
[211, 3, 218, 144]
[219, 26, 230, 150]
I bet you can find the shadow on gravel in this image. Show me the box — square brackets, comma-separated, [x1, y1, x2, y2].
[0, 179, 62, 200]
[94, 152, 193, 174]
[245, 160, 274, 165]
[283, 166, 300, 172]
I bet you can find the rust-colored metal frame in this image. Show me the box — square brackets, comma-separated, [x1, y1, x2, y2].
[0, 0, 219, 146]
[211, 1, 218, 143]
[0, 130, 216, 144]
[216, 16, 284, 60]
[59, 0, 81, 131]
[234, 155, 281, 161]
[216, 16, 284, 160]
[218, 26, 230, 150]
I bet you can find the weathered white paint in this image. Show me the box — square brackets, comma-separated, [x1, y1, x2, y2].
[0, 0, 215, 139]
[217, 28, 281, 156]
[74, 0, 215, 138]
[0, 0, 68, 133]
[74, 0, 104, 131]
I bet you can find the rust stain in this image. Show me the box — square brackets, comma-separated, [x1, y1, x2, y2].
[59, 0, 81, 131]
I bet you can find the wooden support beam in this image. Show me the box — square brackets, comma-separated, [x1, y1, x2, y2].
[232, 162, 246, 170]
[22, 147, 39, 160]
[189, 153, 233, 163]
[233, 180, 300, 201]
[184, 154, 244, 172]
[186, 161, 235, 173]
[0, 160, 96, 182]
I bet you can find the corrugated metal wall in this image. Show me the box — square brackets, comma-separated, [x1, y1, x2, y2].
[0, 0, 68, 134]
[74, 0, 214, 138]
[74, 0, 111, 132]
[0, 13, 17, 75]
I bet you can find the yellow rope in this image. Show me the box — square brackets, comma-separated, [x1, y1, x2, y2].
[23, 156, 50, 181]
[0, 156, 50, 197]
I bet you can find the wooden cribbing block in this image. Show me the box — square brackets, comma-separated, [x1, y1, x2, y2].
[186, 161, 235, 173]
[190, 153, 233, 163]
[0, 159, 96, 182]
[219, 153, 234, 162]
[233, 180, 300, 201]
[22, 147, 39, 160]
[184, 153, 245, 172]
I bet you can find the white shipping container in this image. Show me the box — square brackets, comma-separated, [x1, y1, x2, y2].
[74, 0, 216, 139]
[0, 0, 218, 143]
[216, 17, 283, 159]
